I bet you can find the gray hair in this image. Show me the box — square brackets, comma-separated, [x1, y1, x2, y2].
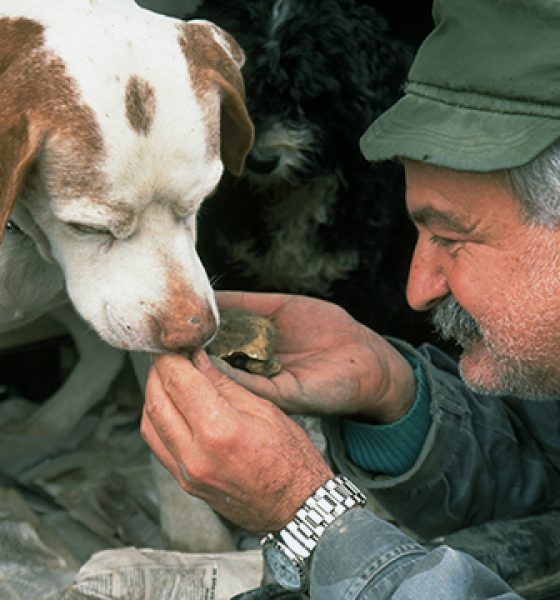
[503, 139, 560, 227]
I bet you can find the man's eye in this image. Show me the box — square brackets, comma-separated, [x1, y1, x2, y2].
[67, 222, 111, 235]
[430, 234, 460, 249]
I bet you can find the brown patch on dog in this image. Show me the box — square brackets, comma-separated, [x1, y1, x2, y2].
[0, 17, 106, 236]
[0, 116, 43, 234]
[177, 21, 253, 176]
[125, 75, 156, 136]
[155, 266, 217, 352]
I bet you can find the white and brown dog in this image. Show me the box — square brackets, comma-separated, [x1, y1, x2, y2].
[0, 0, 252, 551]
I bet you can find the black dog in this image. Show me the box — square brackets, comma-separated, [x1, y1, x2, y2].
[193, 0, 435, 344]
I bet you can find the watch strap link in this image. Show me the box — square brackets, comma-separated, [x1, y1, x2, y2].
[273, 475, 367, 560]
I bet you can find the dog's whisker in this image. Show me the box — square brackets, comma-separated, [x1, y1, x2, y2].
[209, 273, 225, 288]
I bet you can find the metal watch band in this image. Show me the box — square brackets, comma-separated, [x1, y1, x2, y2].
[264, 475, 367, 562]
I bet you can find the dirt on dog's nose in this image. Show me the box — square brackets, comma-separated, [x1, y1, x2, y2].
[157, 304, 217, 353]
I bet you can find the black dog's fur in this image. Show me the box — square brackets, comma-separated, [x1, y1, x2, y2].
[193, 0, 435, 344]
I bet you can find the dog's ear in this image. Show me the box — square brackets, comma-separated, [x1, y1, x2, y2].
[208, 67, 254, 177]
[179, 21, 254, 177]
[0, 115, 43, 242]
[0, 18, 45, 242]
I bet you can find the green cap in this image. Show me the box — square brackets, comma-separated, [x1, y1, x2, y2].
[360, 0, 560, 172]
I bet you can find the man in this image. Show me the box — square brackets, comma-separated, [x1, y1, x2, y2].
[141, 0, 560, 597]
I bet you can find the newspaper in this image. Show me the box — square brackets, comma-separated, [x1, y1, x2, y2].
[65, 547, 263, 600]
[0, 483, 263, 600]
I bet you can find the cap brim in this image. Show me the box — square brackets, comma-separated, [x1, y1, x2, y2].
[360, 93, 560, 172]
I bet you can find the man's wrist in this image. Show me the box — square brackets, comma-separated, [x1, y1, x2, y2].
[364, 348, 418, 424]
[341, 353, 431, 476]
[384, 353, 418, 422]
[261, 475, 367, 592]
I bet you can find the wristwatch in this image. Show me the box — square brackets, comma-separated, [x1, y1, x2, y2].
[261, 475, 367, 592]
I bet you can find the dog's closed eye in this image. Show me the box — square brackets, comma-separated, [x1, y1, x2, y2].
[5, 220, 23, 234]
[67, 222, 113, 236]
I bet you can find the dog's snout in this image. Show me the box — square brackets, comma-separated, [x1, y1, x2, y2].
[245, 153, 279, 174]
[157, 309, 217, 353]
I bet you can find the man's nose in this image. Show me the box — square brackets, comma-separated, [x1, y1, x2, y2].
[406, 242, 449, 312]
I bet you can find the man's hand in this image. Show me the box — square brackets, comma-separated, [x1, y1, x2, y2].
[141, 352, 333, 534]
[215, 291, 417, 424]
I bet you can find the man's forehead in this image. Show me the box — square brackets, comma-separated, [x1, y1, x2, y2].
[404, 160, 516, 229]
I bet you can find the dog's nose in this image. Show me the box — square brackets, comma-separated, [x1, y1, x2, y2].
[157, 309, 218, 353]
[245, 153, 279, 174]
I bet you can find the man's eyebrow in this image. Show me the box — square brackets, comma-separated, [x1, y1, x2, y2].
[409, 206, 475, 234]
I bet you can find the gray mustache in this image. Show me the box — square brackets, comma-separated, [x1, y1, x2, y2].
[431, 296, 481, 344]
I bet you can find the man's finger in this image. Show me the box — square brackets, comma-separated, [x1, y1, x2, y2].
[152, 353, 232, 425]
[145, 361, 203, 460]
[145, 362, 194, 439]
[193, 351, 299, 418]
[140, 411, 192, 491]
[206, 354, 280, 398]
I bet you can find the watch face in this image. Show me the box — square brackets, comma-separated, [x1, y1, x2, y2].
[263, 544, 302, 591]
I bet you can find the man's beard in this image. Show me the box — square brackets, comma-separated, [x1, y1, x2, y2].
[430, 295, 559, 400]
[430, 295, 482, 346]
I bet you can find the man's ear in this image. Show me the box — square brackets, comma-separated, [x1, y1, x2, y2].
[0, 115, 43, 242]
[179, 20, 255, 177]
